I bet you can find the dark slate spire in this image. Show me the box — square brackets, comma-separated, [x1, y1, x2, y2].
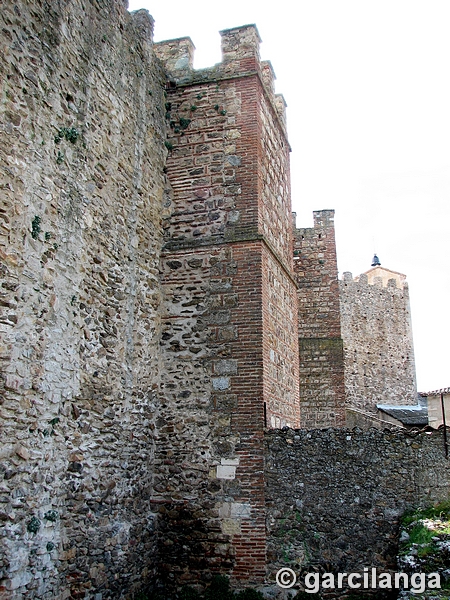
[371, 254, 381, 267]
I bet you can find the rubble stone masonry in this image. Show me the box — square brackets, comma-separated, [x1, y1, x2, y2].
[340, 269, 417, 416]
[0, 1, 444, 598]
[266, 427, 450, 582]
[154, 23, 299, 584]
[293, 211, 346, 428]
[0, 1, 168, 596]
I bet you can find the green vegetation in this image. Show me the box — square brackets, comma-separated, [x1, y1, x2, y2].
[399, 500, 450, 584]
[31, 215, 41, 239]
[27, 516, 41, 534]
[54, 127, 79, 144]
[408, 522, 436, 546]
[44, 509, 59, 522]
[401, 500, 450, 526]
[179, 117, 191, 130]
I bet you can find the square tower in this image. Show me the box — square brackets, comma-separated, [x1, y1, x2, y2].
[155, 26, 300, 582]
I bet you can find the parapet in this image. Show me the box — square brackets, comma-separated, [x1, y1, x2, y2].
[220, 24, 261, 66]
[313, 210, 335, 229]
[294, 209, 336, 240]
[153, 36, 195, 74]
[129, 9, 155, 59]
[153, 23, 288, 134]
[154, 24, 261, 80]
[343, 266, 408, 290]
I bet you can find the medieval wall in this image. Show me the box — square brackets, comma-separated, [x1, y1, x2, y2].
[340, 270, 417, 417]
[0, 1, 440, 598]
[0, 0, 169, 596]
[293, 210, 345, 428]
[266, 427, 450, 582]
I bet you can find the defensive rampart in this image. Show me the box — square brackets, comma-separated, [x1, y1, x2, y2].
[340, 269, 417, 416]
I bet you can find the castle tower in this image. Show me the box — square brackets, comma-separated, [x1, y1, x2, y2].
[340, 266, 417, 419]
[293, 210, 346, 427]
[155, 26, 300, 583]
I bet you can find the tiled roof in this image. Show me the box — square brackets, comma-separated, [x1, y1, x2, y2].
[421, 388, 450, 396]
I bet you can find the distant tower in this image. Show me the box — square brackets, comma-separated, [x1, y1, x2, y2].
[339, 264, 417, 419]
[371, 254, 381, 267]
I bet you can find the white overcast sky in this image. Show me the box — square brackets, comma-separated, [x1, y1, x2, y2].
[128, 0, 450, 393]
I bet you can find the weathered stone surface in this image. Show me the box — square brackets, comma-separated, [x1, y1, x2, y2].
[0, 1, 441, 598]
[266, 427, 450, 584]
[340, 269, 417, 416]
[155, 23, 299, 586]
[1, 0, 168, 596]
[293, 210, 346, 428]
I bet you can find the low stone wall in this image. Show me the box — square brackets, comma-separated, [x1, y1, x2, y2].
[265, 427, 450, 583]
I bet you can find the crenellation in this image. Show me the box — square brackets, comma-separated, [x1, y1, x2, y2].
[342, 270, 353, 281]
[130, 8, 155, 53]
[220, 24, 261, 67]
[154, 36, 195, 76]
[293, 209, 346, 428]
[274, 93, 288, 130]
[261, 60, 276, 95]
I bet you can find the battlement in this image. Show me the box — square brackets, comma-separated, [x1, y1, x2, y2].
[313, 209, 336, 229]
[340, 265, 417, 416]
[154, 24, 288, 133]
[154, 24, 260, 74]
[294, 209, 336, 242]
[220, 24, 262, 64]
[342, 266, 408, 291]
[152, 36, 195, 72]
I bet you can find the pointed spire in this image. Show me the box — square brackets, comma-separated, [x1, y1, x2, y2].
[371, 254, 381, 267]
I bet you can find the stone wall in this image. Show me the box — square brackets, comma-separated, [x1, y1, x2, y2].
[0, 0, 432, 597]
[1, 1, 168, 597]
[293, 211, 345, 428]
[265, 427, 450, 583]
[340, 270, 417, 416]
